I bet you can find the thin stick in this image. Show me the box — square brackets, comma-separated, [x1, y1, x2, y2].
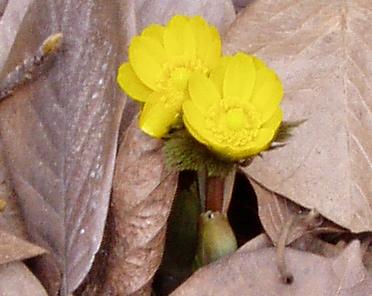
[0, 32, 63, 101]
[276, 215, 295, 284]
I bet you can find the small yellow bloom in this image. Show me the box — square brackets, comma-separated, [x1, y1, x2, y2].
[117, 15, 221, 138]
[182, 52, 283, 160]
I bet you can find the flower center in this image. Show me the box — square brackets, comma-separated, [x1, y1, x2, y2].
[205, 101, 263, 147]
[158, 58, 208, 91]
[169, 67, 191, 90]
[225, 108, 246, 130]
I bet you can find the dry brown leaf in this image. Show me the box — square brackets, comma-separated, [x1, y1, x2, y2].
[134, 0, 236, 33]
[247, 176, 304, 244]
[99, 119, 178, 295]
[232, 0, 252, 12]
[0, 261, 48, 296]
[0, 0, 7, 19]
[0, 0, 33, 70]
[0, 0, 126, 294]
[172, 240, 372, 296]
[227, 0, 372, 232]
[0, 144, 48, 295]
[237, 233, 271, 253]
[0, 230, 46, 265]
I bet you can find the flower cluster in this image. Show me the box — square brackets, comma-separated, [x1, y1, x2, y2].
[117, 15, 283, 161]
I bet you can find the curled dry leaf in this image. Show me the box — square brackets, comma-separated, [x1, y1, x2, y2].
[101, 119, 178, 295]
[172, 240, 372, 296]
[246, 176, 304, 244]
[246, 176, 345, 246]
[227, 0, 372, 232]
[0, 0, 126, 294]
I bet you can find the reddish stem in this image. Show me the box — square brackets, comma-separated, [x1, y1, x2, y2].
[205, 176, 225, 212]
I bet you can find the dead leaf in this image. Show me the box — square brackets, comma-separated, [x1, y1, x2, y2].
[99, 119, 178, 295]
[228, 0, 372, 232]
[0, 230, 46, 264]
[0, 0, 7, 19]
[247, 176, 304, 244]
[134, 0, 236, 34]
[0, 261, 48, 296]
[172, 240, 372, 295]
[232, 0, 252, 12]
[0, 143, 48, 295]
[237, 233, 271, 253]
[0, 0, 126, 294]
[0, 0, 33, 71]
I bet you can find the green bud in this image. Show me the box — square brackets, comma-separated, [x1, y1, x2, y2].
[194, 211, 238, 269]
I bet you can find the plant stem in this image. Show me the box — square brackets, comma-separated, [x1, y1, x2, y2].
[205, 176, 225, 212]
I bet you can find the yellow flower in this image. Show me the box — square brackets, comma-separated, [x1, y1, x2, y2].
[117, 15, 221, 138]
[182, 52, 283, 160]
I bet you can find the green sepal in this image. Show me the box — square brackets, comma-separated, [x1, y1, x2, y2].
[268, 119, 306, 151]
[163, 129, 236, 177]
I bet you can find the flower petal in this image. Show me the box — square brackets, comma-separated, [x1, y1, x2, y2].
[129, 36, 166, 90]
[117, 63, 151, 102]
[140, 92, 183, 138]
[190, 16, 221, 69]
[262, 107, 283, 130]
[183, 100, 210, 146]
[223, 53, 256, 101]
[210, 56, 231, 96]
[253, 56, 266, 70]
[188, 73, 220, 112]
[164, 15, 196, 59]
[142, 24, 165, 45]
[250, 128, 277, 155]
[251, 66, 283, 122]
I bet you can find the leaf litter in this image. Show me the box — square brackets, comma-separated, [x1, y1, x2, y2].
[0, 0, 371, 295]
[227, 0, 372, 233]
[0, 0, 126, 294]
[172, 240, 372, 296]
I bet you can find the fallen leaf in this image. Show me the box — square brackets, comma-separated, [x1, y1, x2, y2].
[101, 119, 178, 295]
[227, 0, 372, 232]
[232, 0, 252, 12]
[172, 240, 372, 295]
[0, 0, 126, 294]
[0, 0, 7, 19]
[0, 0, 33, 71]
[0, 230, 46, 264]
[247, 176, 304, 244]
[0, 261, 48, 296]
[134, 0, 236, 33]
[0, 144, 48, 296]
[237, 233, 271, 253]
